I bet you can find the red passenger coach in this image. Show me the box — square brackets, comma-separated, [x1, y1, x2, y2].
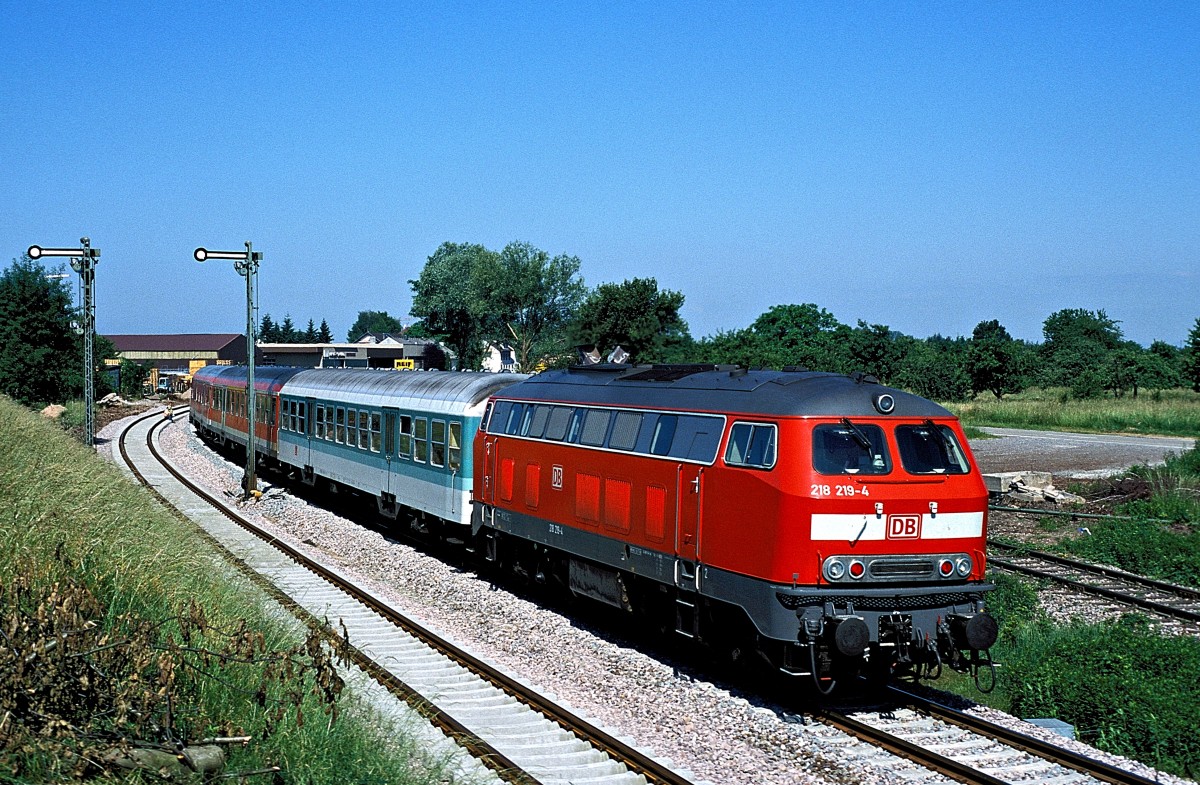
[472, 364, 997, 689]
[190, 365, 304, 464]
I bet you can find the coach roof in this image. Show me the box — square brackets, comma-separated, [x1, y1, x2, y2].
[282, 368, 528, 415]
[500, 365, 952, 419]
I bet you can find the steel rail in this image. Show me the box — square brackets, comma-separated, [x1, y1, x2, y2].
[989, 541, 1200, 601]
[886, 686, 1166, 785]
[813, 708, 1011, 785]
[123, 411, 693, 785]
[988, 555, 1200, 625]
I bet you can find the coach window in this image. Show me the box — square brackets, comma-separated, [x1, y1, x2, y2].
[335, 408, 346, 444]
[297, 402, 307, 436]
[813, 422, 891, 475]
[367, 412, 380, 452]
[398, 415, 413, 459]
[358, 410, 370, 450]
[725, 423, 777, 469]
[895, 423, 970, 475]
[314, 405, 325, 439]
[448, 422, 462, 470]
[414, 418, 429, 463]
[431, 420, 446, 467]
[348, 408, 360, 448]
[324, 406, 335, 441]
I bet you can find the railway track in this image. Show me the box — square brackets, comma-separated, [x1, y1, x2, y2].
[113, 410, 1181, 785]
[117, 410, 692, 785]
[813, 685, 1171, 785]
[988, 540, 1200, 631]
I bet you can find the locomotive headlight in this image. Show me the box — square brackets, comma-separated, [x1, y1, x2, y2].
[825, 559, 846, 581]
[874, 394, 896, 414]
[847, 560, 865, 579]
[956, 556, 973, 577]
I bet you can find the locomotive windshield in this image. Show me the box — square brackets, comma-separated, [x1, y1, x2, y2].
[895, 423, 971, 474]
[813, 422, 891, 475]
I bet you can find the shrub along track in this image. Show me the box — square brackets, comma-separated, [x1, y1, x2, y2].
[118, 409, 689, 785]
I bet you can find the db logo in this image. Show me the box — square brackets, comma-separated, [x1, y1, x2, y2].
[887, 514, 921, 539]
[551, 465, 564, 490]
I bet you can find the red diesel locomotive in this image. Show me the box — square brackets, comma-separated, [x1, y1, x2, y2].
[473, 364, 997, 689]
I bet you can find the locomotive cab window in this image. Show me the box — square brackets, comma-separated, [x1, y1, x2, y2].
[895, 423, 970, 475]
[725, 423, 777, 469]
[813, 422, 891, 475]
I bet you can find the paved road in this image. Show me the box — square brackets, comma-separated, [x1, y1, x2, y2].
[968, 427, 1196, 478]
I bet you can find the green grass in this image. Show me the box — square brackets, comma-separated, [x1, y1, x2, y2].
[0, 396, 458, 784]
[944, 387, 1200, 437]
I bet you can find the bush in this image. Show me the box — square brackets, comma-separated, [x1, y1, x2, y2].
[1001, 616, 1200, 777]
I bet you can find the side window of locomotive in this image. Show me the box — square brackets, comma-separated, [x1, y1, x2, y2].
[448, 422, 462, 470]
[673, 415, 723, 462]
[566, 409, 587, 443]
[813, 423, 891, 475]
[725, 423, 777, 469]
[480, 401, 494, 433]
[414, 417, 429, 463]
[650, 415, 677, 456]
[579, 409, 611, 447]
[398, 415, 413, 459]
[504, 403, 526, 435]
[608, 411, 643, 451]
[486, 401, 512, 435]
[526, 404, 551, 438]
[895, 424, 970, 475]
[544, 406, 572, 441]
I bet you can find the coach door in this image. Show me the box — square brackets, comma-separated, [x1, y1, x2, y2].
[674, 464, 704, 590]
[383, 408, 398, 496]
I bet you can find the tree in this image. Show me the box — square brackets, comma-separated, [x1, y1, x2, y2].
[346, 311, 403, 342]
[473, 241, 587, 372]
[569, 278, 688, 364]
[894, 339, 972, 402]
[119, 359, 150, 398]
[409, 242, 497, 371]
[1039, 308, 1123, 388]
[0, 254, 83, 405]
[279, 315, 297, 343]
[848, 321, 907, 384]
[745, 304, 852, 371]
[965, 320, 1031, 400]
[1184, 318, 1200, 392]
[259, 314, 279, 343]
[317, 319, 333, 343]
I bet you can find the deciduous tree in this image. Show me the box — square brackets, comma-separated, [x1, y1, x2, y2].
[409, 242, 496, 371]
[0, 255, 84, 405]
[570, 278, 688, 364]
[966, 319, 1031, 400]
[346, 311, 403, 342]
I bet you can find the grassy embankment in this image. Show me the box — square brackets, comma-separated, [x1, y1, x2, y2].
[945, 386, 1200, 438]
[0, 396, 459, 783]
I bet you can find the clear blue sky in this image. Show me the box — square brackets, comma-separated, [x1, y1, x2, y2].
[2, 2, 1197, 347]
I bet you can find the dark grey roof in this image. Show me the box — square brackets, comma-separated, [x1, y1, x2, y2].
[500, 366, 951, 419]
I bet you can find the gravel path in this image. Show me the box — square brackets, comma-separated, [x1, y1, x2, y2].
[96, 411, 1194, 785]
